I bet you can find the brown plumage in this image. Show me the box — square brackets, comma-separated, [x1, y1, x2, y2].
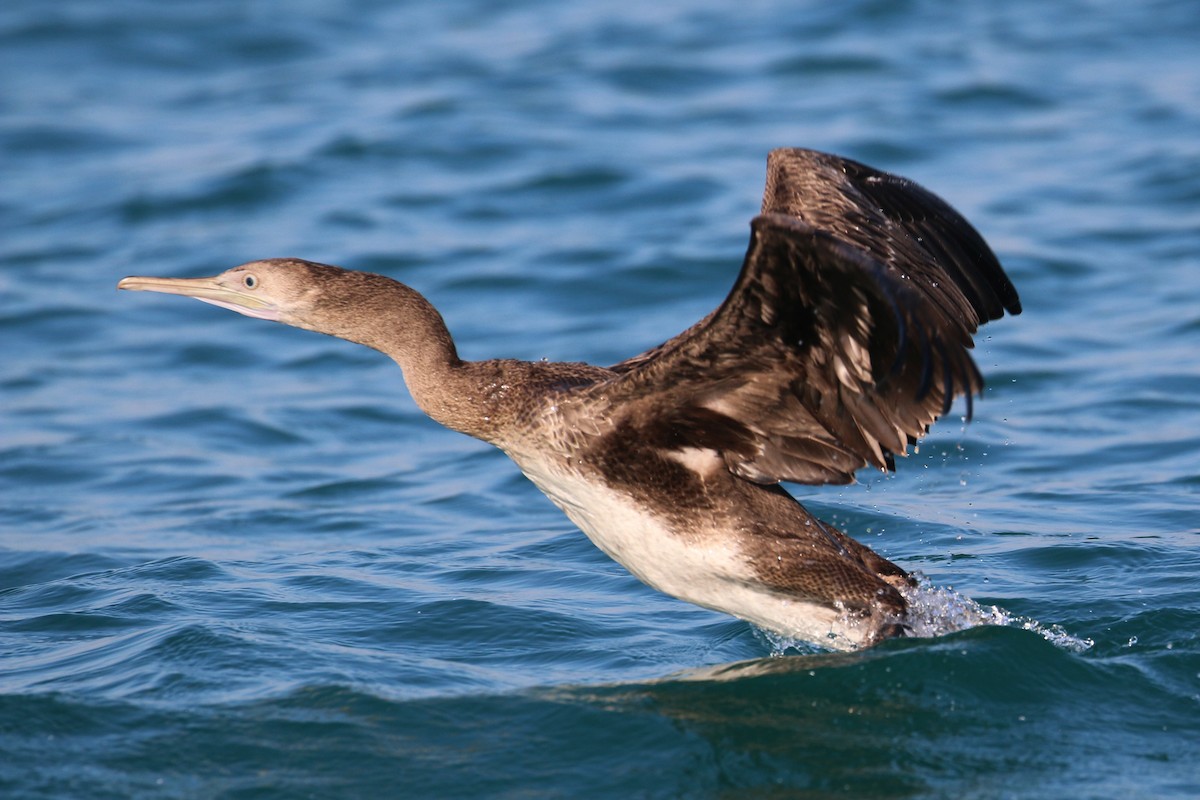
[118, 148, 1020, 650]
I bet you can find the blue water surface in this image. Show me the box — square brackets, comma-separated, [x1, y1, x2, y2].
[2, 1, 1199, 797]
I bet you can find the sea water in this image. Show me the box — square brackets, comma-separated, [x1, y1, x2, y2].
[2, 1, 1198, 797]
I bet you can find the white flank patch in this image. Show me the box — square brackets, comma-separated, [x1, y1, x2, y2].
[509, 450, 878, 651]
[664, 446, 723, 476]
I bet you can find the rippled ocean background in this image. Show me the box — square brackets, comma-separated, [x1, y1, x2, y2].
[3, 1, 1199, 797]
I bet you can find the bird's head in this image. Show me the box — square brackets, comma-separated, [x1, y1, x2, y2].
[117, 258, 352, 328]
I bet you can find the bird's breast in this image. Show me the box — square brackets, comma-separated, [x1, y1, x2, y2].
[507, 450, 878, 650]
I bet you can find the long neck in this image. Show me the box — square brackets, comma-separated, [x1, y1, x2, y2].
[298, 272, 499, 439]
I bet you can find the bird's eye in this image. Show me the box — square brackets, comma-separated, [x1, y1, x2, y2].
[243, 274, 258, 289]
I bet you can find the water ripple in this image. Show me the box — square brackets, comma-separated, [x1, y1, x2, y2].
[3, 0, 1200, 796]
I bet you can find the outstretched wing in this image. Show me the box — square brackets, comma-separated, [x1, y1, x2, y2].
[596, 148, 1021, 486]
[761, 148, 1019, 323]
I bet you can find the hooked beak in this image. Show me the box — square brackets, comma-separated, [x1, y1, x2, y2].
[117, 275, 279, 321]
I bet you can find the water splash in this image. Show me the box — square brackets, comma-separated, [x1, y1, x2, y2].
[899, 576, 1094, 653]
[754, 576, 1094, 655]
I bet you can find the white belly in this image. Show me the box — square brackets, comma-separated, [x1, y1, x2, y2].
[510, 452, 875, 651]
